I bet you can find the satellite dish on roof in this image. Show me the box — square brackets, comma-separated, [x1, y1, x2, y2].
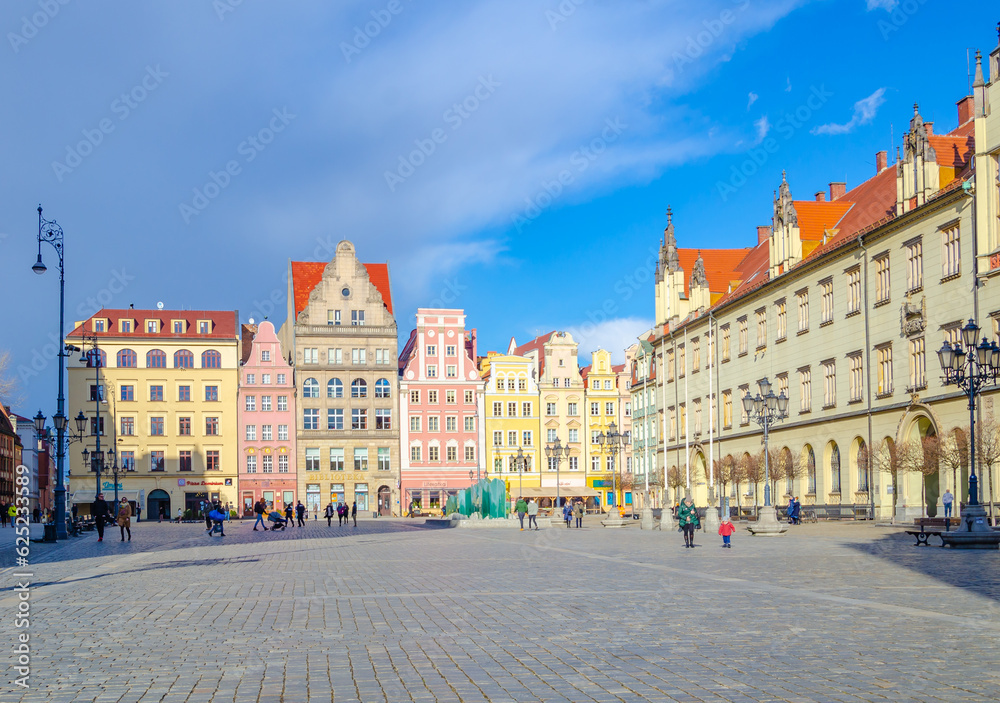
[249, 317, 255, 325]
[156, 301, 164, 310]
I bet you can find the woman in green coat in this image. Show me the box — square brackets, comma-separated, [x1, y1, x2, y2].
[677, 497, 700, 548]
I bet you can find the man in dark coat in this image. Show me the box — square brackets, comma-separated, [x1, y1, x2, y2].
[92, 493, 110, 542]
[295, 501, 306, 527]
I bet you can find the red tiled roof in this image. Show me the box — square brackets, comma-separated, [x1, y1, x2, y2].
[928, 134, 974, 170]
[67, 310, 238, 340]
[513, 332, 556, 378]
[290, 261, 393, 319]
[579, 364, 591, 382]
[676, 248, 753, 297]
[791, 201, 854, 242]
[824, 167, 897, 245]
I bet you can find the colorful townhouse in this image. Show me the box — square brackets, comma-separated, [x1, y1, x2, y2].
[279, 240, 400, 517]
[481, 351, 541, 499]
[398, 308, 485, 513]
[66, 309, 240, 518]
[237, 320, 297, 515]
[581, 349, 628, 509]
[628, 339, 660, 508]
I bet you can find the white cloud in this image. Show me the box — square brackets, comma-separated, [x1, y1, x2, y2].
[747, 91, 759, 110]
[566, 317, 654, 364]
[866, 0, 898, 11]
[785, 76, 792, 92]
[811, 87, 887, 135]
[754, 115, 771, 143]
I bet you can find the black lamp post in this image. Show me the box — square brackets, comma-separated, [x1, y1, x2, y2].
[513, 447, 528, 501]
[597, 421, 631, 516]
[742, 377, 789, 535]
[545, 438, 571, 509]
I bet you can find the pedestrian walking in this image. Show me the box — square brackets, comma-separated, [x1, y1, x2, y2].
[339, 503, 348, 528]
[515, 497, 528, 530]
[176, 507, 183, 523]
[325, 502, 335, 526]
[527, 498, 539, 530]
[32, 506, 41, 523]
[562, 501, 572, 528]
[718, 516, 736, 548]
[117, 498, 132, 541]
[678, 496, 700, 548]
[296, 501, 306, 527]
[791, 497, 801, 525]
[92, 493, 110, 542]
[284, 503, 294, 527]
[136, 504, 142, 522]
[207, 505, 227, 537]
[252, 499, 268, 531]
[943, 489, 954, 519]
[351, 501, 357, 527]
[573, 500, 584, 528]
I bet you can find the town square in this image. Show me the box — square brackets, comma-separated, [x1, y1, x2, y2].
[3, 2, 1000, 701]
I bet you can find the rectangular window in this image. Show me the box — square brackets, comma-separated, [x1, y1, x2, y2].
[847, 268, 861, 314]
[464, 390, 474, 404]
[567, 403, 578, 416]
[426, 365, 438, 378]
[679, 404, 686, 437]
[89, 384, 105, 402]
[942, 226, 961, 278]
[205, 386, 218, 402]
[821, 280, 834, 324]
[822, 361, 836, 407]
[172, 320, 183, 334]
[776, 301, 786, 340]
[755, 309, 767, 349]
[328, 348, 343, 365]
[351, 310, 365, 326]
[605, 402, 615, 416]
[508, 430, 517, 446]
[723, 390, 732, 429]
[410, 446, 421, 462]
[120, 320, 132, 333]
[120, 451, 135, 470]
[409, 416, 420, 432]
[492, 401, 502, 417]
[277, 373, 286, 385]
[799, 369, 811, 412]
[146, 320, 157, 334]
[206, 451, 219, 471]
[738, 317, 748, 355]
[277, 396, 288, 412]
[427, 391, 438, 404]
[426, 345, 437, 356]
[261, 373, 270, 385]
[329, 448, 344, 471]
[465, 446, 475, 462]
[246, 424, 258, 441]
[120, 385, 134, 402]
[245, 396, 256, 412]
[797, 291, 809, 332]
[261, 396, 272, 411]
[352, 348, 367, 365]
[303, 348, 318, 364]
[354, 448, 368, 470]
[875, 254, 891, 303]
[262, 455, 273, 473]
[445, 416, 457, 432]
[278, 455, 288, 473]
[150, 385, 163, 402]
[245, 374, 256, 385]
[120, 417, 134, 436]
[303, 409, 318, 430]
[446, 390, 456, 404]
[721, 324, 731, 361]
[446, 446, 457, 462]
[178, 385, 190, 402]
[493, 431, 502, 447]
[152, 451, 165, 471]
[568, 429, 579, 443]
[877, 345, 893, 396]
[328, 310, 341, 326]
[546, 402, 556, 416]
[508, 402, 517, 417]
[261, 349, 271, 362]
[849, 353, 864, 402]
[328, 409, 344, 430]
[305, 448, 320, 471]
[547, 428, 558, 443]
[592, 456, 600, 472]
[909, 337, 926, 390]
[352, 408, 368, 430]
[407, 390, 420, 406]
[568, 457, 578, 471]
[376, 409, 392, 430]
[428, 446, 440, 462]
[693, 398, 702, 435]
[522, 431, 532, 446]
[375, 349, 390, 365]
[246, 455, 257, 474]
[906, 240, 923, 291]
[669, 406, 677, 438]
[378, 448, 390, 471]
[678, 344, 686, 377]
[261, 425, 272, 441]
[692, 337, 701, 372]
[446, 365, 457, 378]
[150, 417, 164, 436]
[205, 417, 219, 435]
[427, 416, 440, 432]
[278, 424, 288, 441]
[464, 416, 474, 432]
[522, 401, 532, 417]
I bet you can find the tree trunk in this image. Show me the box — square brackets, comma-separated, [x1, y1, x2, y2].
[988, 463, 996, 526]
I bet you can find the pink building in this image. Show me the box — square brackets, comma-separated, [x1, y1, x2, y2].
[398, 309, 484, 514]
[238, 321, 297, 515]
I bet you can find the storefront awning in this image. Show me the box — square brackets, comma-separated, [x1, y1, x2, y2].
[515, 487, 600, 499]
[69, 491, 140, 504]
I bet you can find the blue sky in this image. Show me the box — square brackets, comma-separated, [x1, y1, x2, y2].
[2, 0, 998, 418]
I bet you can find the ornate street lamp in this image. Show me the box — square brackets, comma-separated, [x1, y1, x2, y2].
[513, 447, 527, 502]
[742, 377, 789, 535]
[545, 438, 571, 510]
[597, 421, 631, 523]
[937, 320, 1000, 548]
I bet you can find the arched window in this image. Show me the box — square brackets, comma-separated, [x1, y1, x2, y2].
[174, 350, 194, 369]
[327, 378, 343, 398]
[857, 439, 869, 491]
[830, 443, 841, 493]
[117, 349, 137, 368]
[375, 378, 390, 398]
[351, 379, 367, 398]
[202, 350, 222, 368]
[303, 378, 319, 398]
[805, 445, 816, 495]
[146, 349, 167, 368]
[85, 349, 107, 368]
[780, 447, 793, 495]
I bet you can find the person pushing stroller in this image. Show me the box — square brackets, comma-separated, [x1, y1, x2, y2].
[267, 510, 288, 531]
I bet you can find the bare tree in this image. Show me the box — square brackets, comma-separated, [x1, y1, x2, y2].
[715, 454, 741, 518]
[870, 439, 918, 523]
[767, 447, 805, 503]
[973, 415, 1000, 523]
[940, 427, 968, 515]
[741, 452, 766, 517]
[0, 349, 23, 408]
[905, 436, 942, 518]
[666, 465, 685, 506]
[646, 466, 665, 508]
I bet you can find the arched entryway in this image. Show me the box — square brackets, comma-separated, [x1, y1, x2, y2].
[377, 485, 392, 516]
[147, 489, 170, 521]
[901, 409, 940, 517]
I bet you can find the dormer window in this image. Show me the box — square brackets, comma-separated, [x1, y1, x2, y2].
[198, 320, 211, 334]
[120, 319, 132, 333]
[93, 319, 106, 333]
[172, 320, 186, 334]
[146, 319, 159, 334]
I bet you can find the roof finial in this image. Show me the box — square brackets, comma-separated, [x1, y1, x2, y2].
[913, 102, 919, 115]
[781, 169, 787, 182]
[973, 50, 985, 88]
[666, 206, 672, 226]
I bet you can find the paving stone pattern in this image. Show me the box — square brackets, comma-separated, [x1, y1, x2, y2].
[2, 518, 999, 702]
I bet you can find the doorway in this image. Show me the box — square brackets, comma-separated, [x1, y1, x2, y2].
[377, 486, 392, 516]
[147, 489, 171, 522]
[185, 492, 208, 519]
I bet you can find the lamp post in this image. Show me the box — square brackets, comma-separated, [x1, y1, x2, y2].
[74, 335, 107, 499]
[545, 438, 571, 510]
[31, 205, 75, 539]
[742, 377, 789, 536]
[513, 447, 527, 502]
[597, 421, 630, 527]
[936, 320, 1000, 548]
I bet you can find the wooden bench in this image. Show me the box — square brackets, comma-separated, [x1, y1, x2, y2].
[915, 517, 960, 530]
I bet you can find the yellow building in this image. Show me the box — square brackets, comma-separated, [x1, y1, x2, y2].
[582, 349, 629, 510]
[66, 309, 240, 518]
[481, 352, 541, 499]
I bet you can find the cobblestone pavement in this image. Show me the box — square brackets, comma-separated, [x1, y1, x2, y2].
[2, 517, 999, 702]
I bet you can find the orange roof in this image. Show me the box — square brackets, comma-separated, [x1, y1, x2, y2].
[676, 248, 753, 297]
[791, 201, 854, 242]
[928, 134, 974, 170]
[824, 167, 897, 244]
[67, 310, 238, 340]
[290, 261, 393, 318]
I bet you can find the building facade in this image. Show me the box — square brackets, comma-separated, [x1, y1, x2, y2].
[66, 309, 240, 518]
[642, 57, 1000, 521]
[481, 352, 542, 499]
[0, 404, 23, 507]
[582, 349, 627, 508]
[280, 241, 400, 517]
[398, 309, 484, 514]
[237, 321, 297, 514]
[629, 339, 661, 507]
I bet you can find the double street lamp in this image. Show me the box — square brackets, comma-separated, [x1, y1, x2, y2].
[597, 421, 630, 515]
[544, 438, 571, 510]
[512, 447, 528, 503]
[742, 377, 789, 534]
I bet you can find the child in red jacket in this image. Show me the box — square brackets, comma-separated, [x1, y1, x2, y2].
[718, 517, 736, 548]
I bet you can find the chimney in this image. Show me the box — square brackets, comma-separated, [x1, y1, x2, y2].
[815, 191, 826, 202]
[829, 182, 846, 200]
[876, 150, 888, 173]
[757, 226, 771, 244]
[957, 95, 974, 124]
[924, 121, 933, 136]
